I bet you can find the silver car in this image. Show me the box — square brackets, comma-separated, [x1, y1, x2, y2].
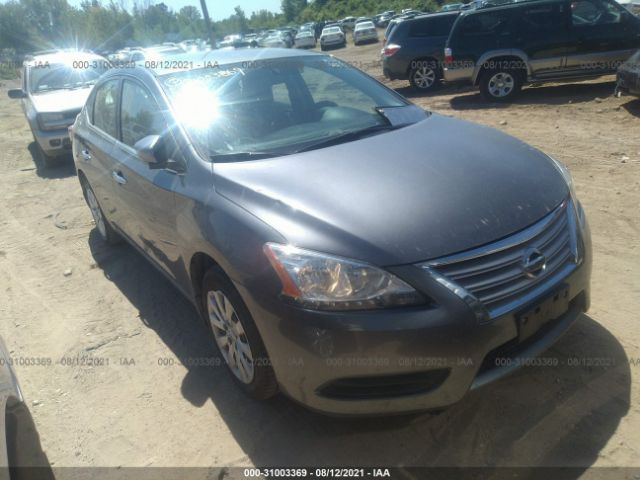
[320, 26, 346, 50]
[295, 30, 317, 48]
[353, 21, 379, 45]
[7, 51, 110, 167]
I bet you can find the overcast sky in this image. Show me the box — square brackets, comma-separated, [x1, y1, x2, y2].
[0, 0, 282, 20]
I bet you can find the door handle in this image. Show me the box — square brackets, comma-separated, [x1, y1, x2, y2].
[112, 170, 127, 185]
[81, 149, 92, 161]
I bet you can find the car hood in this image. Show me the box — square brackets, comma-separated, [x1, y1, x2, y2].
[30, 87, 92, 113]
[214, 114, 568, 266]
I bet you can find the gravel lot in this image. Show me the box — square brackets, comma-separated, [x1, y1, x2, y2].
[0, 37, 639, 476]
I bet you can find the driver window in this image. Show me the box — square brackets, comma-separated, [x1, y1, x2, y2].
[121, 80, 169, 148]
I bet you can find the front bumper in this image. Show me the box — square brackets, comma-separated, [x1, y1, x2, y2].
[32, 125, 72, 157]
[237, 219, 592, 415]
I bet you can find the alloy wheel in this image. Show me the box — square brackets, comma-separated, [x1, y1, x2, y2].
[413, 66, 436, 89]
[488, 72, 515, 98]
[207, 290, 255, 384]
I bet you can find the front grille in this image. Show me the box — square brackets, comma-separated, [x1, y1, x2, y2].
[424, 200, 579, 318]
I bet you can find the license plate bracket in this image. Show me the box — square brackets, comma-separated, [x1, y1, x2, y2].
[516, 285, 571, 341]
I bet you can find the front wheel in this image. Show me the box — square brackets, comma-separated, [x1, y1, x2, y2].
[480, 68, 523, 102]
[409, 62, 440, 92]
[202, 267, 278, 399]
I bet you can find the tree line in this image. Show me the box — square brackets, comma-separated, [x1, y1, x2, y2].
[0, 0, 442, 60]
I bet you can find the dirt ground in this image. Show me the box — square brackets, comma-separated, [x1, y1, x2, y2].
[0, 37, 639, 477]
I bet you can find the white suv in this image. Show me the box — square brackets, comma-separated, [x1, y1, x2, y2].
[7, 50, 110, 167]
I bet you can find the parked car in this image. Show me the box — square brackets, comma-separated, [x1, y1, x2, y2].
[443, 0, 640, 101]
[320, 25, 347, 50]
[441, 2, 464, 11]
[7, 50, 110, 167]
[295, 29, 317, 48]
[616, 49, 640, 96]
[71, 48, 592, 415]
[353, 21, 380, 45]
[355, 16, 374, 25]
[383, 12, 460, 91]
[340, 16, 357, 30]
[378, 10, 396, 27]
[260, 31, 290, 48]
[129, 46, 185, 62]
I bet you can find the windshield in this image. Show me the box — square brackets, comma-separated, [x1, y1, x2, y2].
[160, 56, 410, 159]
[29, 62, 108, 93]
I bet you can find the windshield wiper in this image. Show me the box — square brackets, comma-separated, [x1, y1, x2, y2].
[293, 124, 401, 154]
[209, 151, 285, 162]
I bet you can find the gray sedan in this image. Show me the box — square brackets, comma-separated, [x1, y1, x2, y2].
[71, 48, 591, 415]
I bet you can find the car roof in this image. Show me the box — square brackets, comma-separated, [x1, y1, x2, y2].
[25, 50, 105, 66]
[404, 10, 461, 22]
[460, 0, 565, 15]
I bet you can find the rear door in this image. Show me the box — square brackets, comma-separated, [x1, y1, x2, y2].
[566, 0, 640, 74]
[108, 78, 184, 280]
[77, 78, 121, 221]
[512, 3, 571, 78]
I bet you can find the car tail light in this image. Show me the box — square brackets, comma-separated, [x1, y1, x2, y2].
[444, 48, 453, 65]
[383, 44, 401, 57]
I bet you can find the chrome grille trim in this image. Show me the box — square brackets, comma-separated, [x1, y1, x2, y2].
[420, 199, 580, 320]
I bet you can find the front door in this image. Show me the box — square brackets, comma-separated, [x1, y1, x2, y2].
[109, 78, 184, 280]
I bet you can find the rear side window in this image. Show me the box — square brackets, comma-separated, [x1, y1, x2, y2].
[459, 11, 512, 36]
[571, 0, 624, 26]
[92, 79, 120, 139]
[409, 15, 457, 37]
[120, 80, 169, 148]
[518, 4, 567, 33]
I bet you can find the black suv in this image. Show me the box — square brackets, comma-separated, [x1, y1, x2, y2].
[382, 12, 460, 91]
[444, 0, 640, 101]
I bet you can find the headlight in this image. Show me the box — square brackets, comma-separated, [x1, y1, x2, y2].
[549, 156, 577, 200]
[38, 112, 65, 130]
[263, 243, 426, 311]
[548, 155, 586, 228]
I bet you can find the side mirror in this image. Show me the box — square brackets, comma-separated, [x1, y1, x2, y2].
[134, 135, 164, 167]
[7, 89, 26, 99]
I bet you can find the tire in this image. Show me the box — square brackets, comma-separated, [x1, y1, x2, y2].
[320, 44, 326, 51]
[201, 267, 278, 400]
[80, 177, 121, 245]
[409, 61, 441, 92]
[479, 67, 524, 102]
